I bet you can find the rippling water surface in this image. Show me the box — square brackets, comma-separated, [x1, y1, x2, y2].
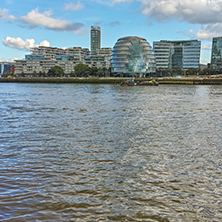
[0, 83, 222, 221]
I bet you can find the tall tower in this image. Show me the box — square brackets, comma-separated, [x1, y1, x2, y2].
[91, 26, 101, 56]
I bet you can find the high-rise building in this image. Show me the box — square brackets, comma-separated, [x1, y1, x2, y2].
[90, 26, 101, 56]
[153, 40, 201, 70]
[211, 36, 222, 70]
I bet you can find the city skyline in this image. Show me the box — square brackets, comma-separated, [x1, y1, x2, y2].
[1, 0, 222, 64]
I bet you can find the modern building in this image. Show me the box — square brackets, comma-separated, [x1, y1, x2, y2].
[91, 26, 101, 56]
[153, 40, 201, 70]
[0, 62, 15, 76]
[111, 36, 156, 77]
[211, 36, 222, 70]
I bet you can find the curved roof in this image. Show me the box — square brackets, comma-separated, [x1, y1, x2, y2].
[118, 36, 147, 41]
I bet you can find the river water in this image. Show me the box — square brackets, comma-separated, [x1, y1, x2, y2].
[0, 83, 222, 221]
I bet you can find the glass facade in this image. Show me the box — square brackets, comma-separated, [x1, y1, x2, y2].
[111, 36, 156, 77]
[55, 55, 77, 61]
[211, 37, 222, 70]
[25, 55, 44, 60]
[182, 41, 201, 69]
[153, 40, 201, 70]
[0, 64, 12, 74]
[171, 47, 183, 68]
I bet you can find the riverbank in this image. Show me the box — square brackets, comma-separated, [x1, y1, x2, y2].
[0, 77, 222, 85]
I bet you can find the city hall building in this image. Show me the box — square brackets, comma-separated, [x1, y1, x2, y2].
[111, 36, 156, 77]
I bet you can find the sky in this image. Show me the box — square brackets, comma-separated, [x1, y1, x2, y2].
[1, 0, 222, 64]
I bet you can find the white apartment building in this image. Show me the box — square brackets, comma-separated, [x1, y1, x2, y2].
[14, 46, 111, 75]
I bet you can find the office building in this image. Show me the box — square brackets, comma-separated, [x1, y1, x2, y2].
[211, 36, 222, 70]
[153, 40, 201, 70]
[0, 62, 15, 76]
[111, 36, 156, 77]
[91, 26, 101, 56]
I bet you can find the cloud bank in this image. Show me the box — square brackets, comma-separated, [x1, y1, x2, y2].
[2, 36, 50, 50]
[112, 0, 222, 40]
[137, 0, 222, 24]
[0, 8, 16, 20]
[20, 8, 84, 32]
[0, 7, 85, 34]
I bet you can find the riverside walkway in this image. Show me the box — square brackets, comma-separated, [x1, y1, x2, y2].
[0, 77, 222, 85]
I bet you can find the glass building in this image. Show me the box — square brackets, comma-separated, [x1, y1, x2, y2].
[91, 26, 101, 56]
[111, 36, 156, 77]
[153, 40, 201, 70]
[211, 36, 222, 70]
[0, 63, 14, 76]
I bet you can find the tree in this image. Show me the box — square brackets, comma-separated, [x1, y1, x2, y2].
[199, 68, 216, 76]
[47, 66, 64, 77]
[89, 67, 98, 77]
[74, 64, 90, 77]
[185, 68, 200, 76]
[98, 68, 105, 77]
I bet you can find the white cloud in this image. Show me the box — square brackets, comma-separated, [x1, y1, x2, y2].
[20, 8, 84, 32]
[138, 0, 222, 24]
[111, 0, 222, 24]
[0, 57, 18, 62]
[64, 2, 84, 11]
[2, 36, 50, 50]
[73, 27, 89, 35]
[35, 40, 51, 48]
[0, 8, 16, 20]
[202, 44, 212, 50]
[7, 57, 18, 62]
[111, 0, 222, 41]
[191, 23, 222, 40]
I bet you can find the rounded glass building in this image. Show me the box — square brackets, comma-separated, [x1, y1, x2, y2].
[111, 36, 156, 77]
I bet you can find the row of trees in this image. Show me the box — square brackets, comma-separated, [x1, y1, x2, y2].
[4, 65, 222, 78]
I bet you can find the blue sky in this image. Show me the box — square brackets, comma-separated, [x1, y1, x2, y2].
[1, 0, 222, 64]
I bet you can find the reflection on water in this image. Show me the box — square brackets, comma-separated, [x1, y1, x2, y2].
[0, 83, 222, 221]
